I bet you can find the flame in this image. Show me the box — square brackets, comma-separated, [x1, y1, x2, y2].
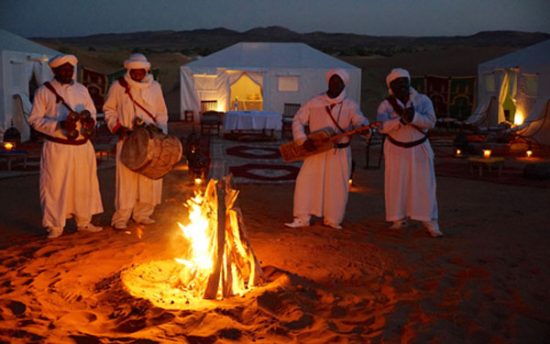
[3, 142, 14, 151]
[173, 179, 260, 300]
[121, 178, 262, 308]
[513, 110, 525, 126]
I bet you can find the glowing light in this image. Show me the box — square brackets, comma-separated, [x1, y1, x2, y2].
[526, 149, 533, 158]
[483, 149, 492, 158]
[194, 178, 203, 186]
[3, 142, 14, 151]
[348, 178, 353, 186]
[122, 179, 262, 307]
[513, 110, 525, 126]
[455, 149, 462, 157]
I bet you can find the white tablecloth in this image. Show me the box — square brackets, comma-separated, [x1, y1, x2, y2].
[223, 111, 282, 131]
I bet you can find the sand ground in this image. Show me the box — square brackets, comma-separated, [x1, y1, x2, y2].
[0, 123, 549, 343]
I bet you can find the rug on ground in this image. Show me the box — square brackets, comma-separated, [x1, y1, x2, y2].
[209, 137, 301, 184]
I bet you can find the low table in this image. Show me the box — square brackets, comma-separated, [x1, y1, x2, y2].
[0, 149, 29, 171]
[223, 111, 282, 138]
[467, 156, 504, 177]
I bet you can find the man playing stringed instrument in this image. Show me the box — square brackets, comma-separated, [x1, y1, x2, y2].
[104, 53, 168, 230]
[377, 68, 443, 237]
[285, 69, 370, 230]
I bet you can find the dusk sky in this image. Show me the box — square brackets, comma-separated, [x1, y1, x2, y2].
[1, 0, 549, 38]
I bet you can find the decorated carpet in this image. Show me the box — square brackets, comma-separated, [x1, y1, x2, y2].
[209, 137, 301, 184]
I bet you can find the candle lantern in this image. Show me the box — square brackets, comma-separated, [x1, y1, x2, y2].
[3, 142, 14, 151]
[482, 149, 492, 158]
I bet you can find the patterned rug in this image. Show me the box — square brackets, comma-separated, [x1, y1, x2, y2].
[209, 138, 301, 184]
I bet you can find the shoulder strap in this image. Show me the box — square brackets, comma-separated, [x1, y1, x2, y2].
[386, 96, 404, 116]
[44, 82, 75, 113]
[117, 77, 157, 123]
[385, 96, 427, 137]
[324, 103, 345, 133]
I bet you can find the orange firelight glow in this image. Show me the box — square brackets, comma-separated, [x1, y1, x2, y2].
[121, 178, 262, 309]
[3, 142, 14, 151]
[483, 149, 492, 158]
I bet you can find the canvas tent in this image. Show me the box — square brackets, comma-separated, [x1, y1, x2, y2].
[0, 29, 59, 142]
[466, 39, 550, 145]
[180, 42, 361, 123]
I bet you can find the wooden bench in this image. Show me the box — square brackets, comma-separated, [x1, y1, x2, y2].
[467, 156, 504, 177]
[0, 150, 28, 171]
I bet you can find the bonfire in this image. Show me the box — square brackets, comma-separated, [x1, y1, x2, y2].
[121, 176, 264, 308]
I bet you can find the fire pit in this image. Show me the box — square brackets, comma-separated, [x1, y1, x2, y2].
[121, 177, 264, 309]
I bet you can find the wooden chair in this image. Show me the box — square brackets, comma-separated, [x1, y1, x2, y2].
[200, 110, 223, 136]
[183, 110, 194, 122]
[92, 121, 117, 161]
[281, 103, 301, 138]
[200, 100, 218, 112]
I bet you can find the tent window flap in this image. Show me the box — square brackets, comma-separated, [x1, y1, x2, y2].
[278, 76, 299, 92]
[484, 73, 496, 93]
[520, 73, 538, 98]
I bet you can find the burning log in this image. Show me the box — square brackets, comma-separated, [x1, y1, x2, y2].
[121, 175, 263, 306]
[203, 175, 265, 299]
[176, 176, 264, 300]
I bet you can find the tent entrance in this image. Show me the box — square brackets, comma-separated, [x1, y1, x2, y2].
[498, 70, 518, 124]
[230, 74, 262, 111]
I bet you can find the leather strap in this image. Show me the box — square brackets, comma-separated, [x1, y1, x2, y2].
[325, 103, 345, 133]
[44, 82, 75, 113]
[333, 142, 350, 149]
[385, 96, 427, 136]
[118, 77, 157, 123]
[43, 134, 88, 145]
[386, 134, 427, 148]
[385, 96, 429, 148]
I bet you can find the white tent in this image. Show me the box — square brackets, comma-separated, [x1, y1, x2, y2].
[0, 29, 59, 142]
[466, 39, 550, 145]
[180, 42, 361, 123]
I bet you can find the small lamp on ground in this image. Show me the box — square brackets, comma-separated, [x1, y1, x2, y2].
[482, 149, 492, 159]
[3, 121, 21, 150]
[526, 147, 533, 158]
[455, 148, 462, 157]
[3, 142, 14, 151]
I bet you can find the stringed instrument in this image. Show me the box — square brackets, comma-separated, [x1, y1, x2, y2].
[279, 121, 380, 162]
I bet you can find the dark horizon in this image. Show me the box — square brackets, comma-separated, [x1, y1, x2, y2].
[26, 26, 550, 41]
[2, 0, 549, 39]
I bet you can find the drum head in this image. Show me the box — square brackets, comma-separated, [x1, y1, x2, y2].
[120, 126, 150, 171]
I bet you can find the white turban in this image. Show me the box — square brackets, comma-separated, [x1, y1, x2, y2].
[124, 53, 151, 70]
[326, 68, 350, 86]
[386, 68, 410, 88]
[48, 54, 78, 69]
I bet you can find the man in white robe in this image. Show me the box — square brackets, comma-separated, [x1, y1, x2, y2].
[285, 69, 369, 230]
[103, 54, 168, 229]
[28, 54, 104, 239]
[377, 68, 443, 237]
